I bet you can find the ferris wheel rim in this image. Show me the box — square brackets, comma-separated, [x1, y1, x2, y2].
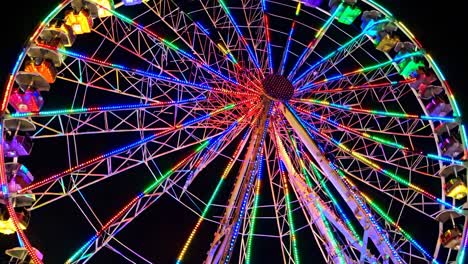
[0, 1, 466, 263]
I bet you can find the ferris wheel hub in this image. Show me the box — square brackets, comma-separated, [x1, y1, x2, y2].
[262, 74, 294, 101]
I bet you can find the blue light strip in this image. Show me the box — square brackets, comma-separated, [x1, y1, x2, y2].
[279, 21, 296, 75]
[194, 21, 210, 36]
[9, 97, 205, 118]
[218, 0, 261, 70]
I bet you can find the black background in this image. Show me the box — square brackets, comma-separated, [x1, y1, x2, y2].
[0, 0, 466, 263]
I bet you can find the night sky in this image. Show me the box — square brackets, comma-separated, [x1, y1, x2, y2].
[0, 0, 467, 263]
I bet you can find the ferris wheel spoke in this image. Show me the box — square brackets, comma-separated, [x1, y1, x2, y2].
[277, 2, 300, 76]
[337, 162, 441, 219]
[194, 0, 262, 72]
[25, 125, 225, 211]
[6, 97, 205, 120]
[281, 126, 434, 261]
[176, 127, 253, 263]
[262, 139, 299, 263]
[51, 47, 219, 94]
[295, 109, 458, 177]
[260, 1, 273, 73]
[273, 118, 366, 241]
[287, 3, 343, 80]
[297, 51, 422, 93]
[303, 78, 416, 95]
[143, 0, 241, 76]
[272, 123, 382, 262]
[88, 16, 181, 80]
[300, 117, 463, 215]
[19, 100, 250, 195]
[23, 100, 227, 139]
[293, 99, 458, 123]
[238, 0, 269, 73]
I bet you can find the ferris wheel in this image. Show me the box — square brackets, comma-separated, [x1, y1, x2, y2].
[1, 0, 467, 263]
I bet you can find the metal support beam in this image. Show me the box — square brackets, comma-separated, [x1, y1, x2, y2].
[275, 132, 373, 263]
[280, 103, 402, 263]
[205, 100, 271, 264]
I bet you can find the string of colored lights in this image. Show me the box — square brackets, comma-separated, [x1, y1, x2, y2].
[46, 43, 259, 96]
[217, 0, 261, 70]
[295, 103, 464, 166]
[297, 51, 423, 91]
[67, 143, 208, 263]
[300, 117, 464, 214]
[19, 100, 250, 193]
[67, 109, 250, 263]
[309, 162, 362, 245]
[279, 20, 296, 76]
[176, 129, 251, 264]
[36, 43, 214, 90]
[307, 111, 407, 150]
[287, 3, 344, 80]
[278, 160, 301, 264]
[245, 153, 264, 264]
[279, 1, 301, 75]
[292, 18, 390, 85]
[302, 110, 466, 178]
[91, 2, 239, 85]
[294, 99, 457, 123]
[361, 193, 440, 263]
[8, 97, 205, 118]
[304, 78, 416, 95]
[223, 104, 272, 263]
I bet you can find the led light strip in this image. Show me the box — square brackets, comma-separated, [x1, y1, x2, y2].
[305, 78, 416, 95]
[278, 160, 301, 264]
[8, 97, 205, 118]
[297, 51, 422, 90]
[19, 101, 251, 193]
[283, 125, 363, 245]
[294, 100, 457, 123]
